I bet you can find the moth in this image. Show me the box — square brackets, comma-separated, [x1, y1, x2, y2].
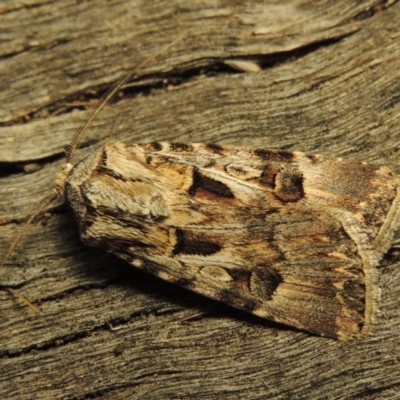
[65, 141, 400, 340]
[3, 39, 400, 340]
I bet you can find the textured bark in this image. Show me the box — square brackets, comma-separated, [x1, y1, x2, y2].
[1, 0, 400, 399]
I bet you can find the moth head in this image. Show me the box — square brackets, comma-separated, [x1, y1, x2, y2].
[55, 163, 73, 191]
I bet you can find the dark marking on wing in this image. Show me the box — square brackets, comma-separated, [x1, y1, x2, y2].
[254, 149, 294, 161]
[149, 142, 163, 151]
[250, 266, 283, 300]
[169, 143, 193, 152]
[274, 170, 304, 202]
[99, 146, 108, 165]
[173, 229, 221, 255]
[259, 165, 281, 188]
[189, 169, 234, 198]
[229, 269, 252, 285]
[97, 166, 128, 182]
[206, 143, 224, 153]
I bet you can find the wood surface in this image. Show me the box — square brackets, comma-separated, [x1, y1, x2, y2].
[1, 1, 400, 399]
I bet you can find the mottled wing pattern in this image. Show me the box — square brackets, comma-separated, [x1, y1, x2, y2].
[65, 141, 400, 339]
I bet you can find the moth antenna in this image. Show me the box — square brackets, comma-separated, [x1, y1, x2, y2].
[0, 188, 61, 312]
[2, 35, 184, 309]
[1, 188, 62, 269]
[65, 34, 185, 163]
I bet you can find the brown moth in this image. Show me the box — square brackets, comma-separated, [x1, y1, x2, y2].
[65, 141, 400, 340]
[3, 40, 400, 340]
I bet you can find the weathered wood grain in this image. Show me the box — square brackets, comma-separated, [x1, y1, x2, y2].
[1, 0, 400, 399]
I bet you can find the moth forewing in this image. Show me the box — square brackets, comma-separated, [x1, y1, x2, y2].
[64, 141, 400, 339]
